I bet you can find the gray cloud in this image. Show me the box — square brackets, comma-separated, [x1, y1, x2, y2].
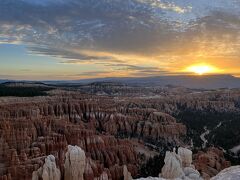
[76, 66, 169, 77]
[0, 0, 240, 70]
[100, 63, 170, 76]
[103, 63, 162, 71]
[0, 0, 183, 56]
[28, 46, 116, 61]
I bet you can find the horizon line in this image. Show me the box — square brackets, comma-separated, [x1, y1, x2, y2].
[0, 74, 239, 82]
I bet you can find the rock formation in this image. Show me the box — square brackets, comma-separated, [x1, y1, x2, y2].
[1, 88, 239, 180]
[32, 155, 61, 180]
[64, 145, 86, 180]
[98, 172, 109, 180]
[136, 147, 239, 180]
[30, 147, 203, 180]
[0, 92, 186, 180]
[123, 165, 132, 180]
[160, 149, 184, 179]
[178, 147, 192, 167]
[159, 148, 202, 180]
[210, 166, 240, 180]
[193, 147, 231, 179]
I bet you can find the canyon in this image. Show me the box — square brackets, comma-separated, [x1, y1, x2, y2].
[0, 90, 186, 180]
[0, 83, 239, 179]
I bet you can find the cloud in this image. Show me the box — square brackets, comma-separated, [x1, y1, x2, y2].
[180, 10, 240, 57]
[0, 0, 240, 78]
[1, 0, 238, 57]
[136, 0, 192, 13]
[28, 46, 117, 61]
[99, 63, 170, 76]
[0, 0, 185, 56]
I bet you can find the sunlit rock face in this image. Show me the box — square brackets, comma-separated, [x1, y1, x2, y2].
[32, 155, 61, 180]
[64, 145, 86, 180]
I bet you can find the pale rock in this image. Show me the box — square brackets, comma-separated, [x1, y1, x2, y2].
[137, 147, 203, 180]
[124, 165, 133, 180]
[183, 167, 200, 177]
[135, 178, 166, 180]
[32, 170, 42, 180]
[98, 172, 109, 180]
[160, 149, 184, 179]
[32, 155, 61, 180]
[64, 145, 86, 180]
[178, 147, 192, 167]
[210, 166, 240, 180]
[135, 177, 182, 180]
[188, 173, 201, 180]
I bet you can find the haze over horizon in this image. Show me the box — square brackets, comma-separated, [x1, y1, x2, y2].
[1, 0, 240, 80]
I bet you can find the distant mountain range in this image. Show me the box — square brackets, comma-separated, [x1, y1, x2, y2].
[0, 79, 10, 84]
[1, 75, 240, 89]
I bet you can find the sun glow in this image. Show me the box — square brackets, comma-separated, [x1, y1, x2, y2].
[186, 64, 220, 75]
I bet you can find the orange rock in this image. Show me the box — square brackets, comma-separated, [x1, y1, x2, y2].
[193, 147, 231, 178]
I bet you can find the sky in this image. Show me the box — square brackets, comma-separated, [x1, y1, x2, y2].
[0, 0, 240, 80]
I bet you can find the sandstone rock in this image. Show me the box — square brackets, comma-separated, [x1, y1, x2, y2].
[0, 93, 186, 179]
[123, 165, 132, 180]
[160, 149, 184, 179]
[84, 159, 94, 180]
[193, 147, 231, 178]
[178, 147, 192, 167]
[137, 147, 203, 180]
[32, 155, 61, 180]
[64, 145, 86, 180]
[183, 167, 200, 177]
[98, 171, 109, 180]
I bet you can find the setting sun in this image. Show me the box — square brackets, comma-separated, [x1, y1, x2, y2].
[186, 64, 220, 75]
